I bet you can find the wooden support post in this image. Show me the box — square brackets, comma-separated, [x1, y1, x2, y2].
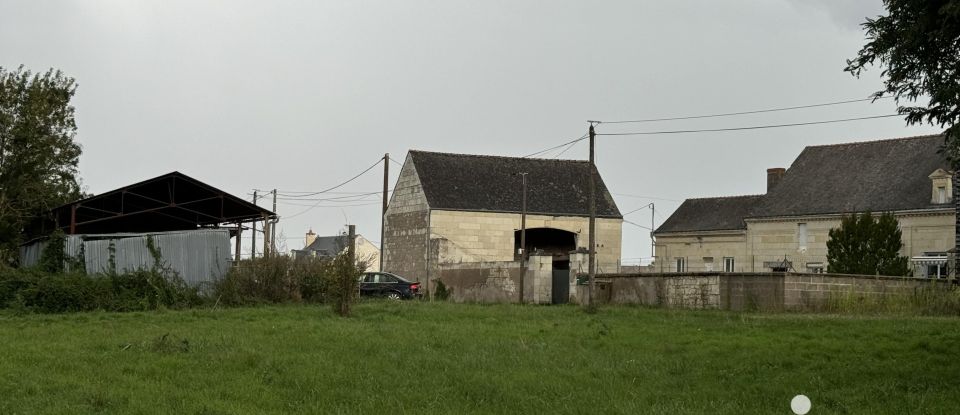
[234, 222, 242, 262]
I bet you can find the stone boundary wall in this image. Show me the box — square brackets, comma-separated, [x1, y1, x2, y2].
[592, 272, 954, 311]
[436, 261, 522, 303]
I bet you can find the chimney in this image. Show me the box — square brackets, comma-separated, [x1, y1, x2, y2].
[767, 168, 786, 193]
[305, 228, 317, 248]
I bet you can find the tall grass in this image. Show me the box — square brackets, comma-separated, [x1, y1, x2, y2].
[823, 282, 960, 315]
[1, 303, 959, 413]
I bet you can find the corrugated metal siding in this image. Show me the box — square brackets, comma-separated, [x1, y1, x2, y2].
[19, 230, 231, 287]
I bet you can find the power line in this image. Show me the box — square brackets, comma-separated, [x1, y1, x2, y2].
[274, 191, 387, 202]
[613, 193, 683, 203]
[552, 139, 582, 159]
[281, 159, 385, 218]
[595, 114, 901, 136]
[522, 133, 589, 158]
[624, 219, 652, 231]
[270, 159, 383, 199]
[595, 96, 892, 124]
[276, 201, 382, 208]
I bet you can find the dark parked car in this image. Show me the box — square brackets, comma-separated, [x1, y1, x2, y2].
[358, 272, 422, 300]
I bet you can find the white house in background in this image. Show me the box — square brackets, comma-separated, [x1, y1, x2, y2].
[653, 134, 955, 278]
[291, 229, 381, 271]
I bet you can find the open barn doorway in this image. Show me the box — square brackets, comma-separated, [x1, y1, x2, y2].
[515, 228, 576, 304]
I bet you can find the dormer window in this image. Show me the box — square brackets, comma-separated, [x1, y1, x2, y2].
[928, 169, 953, 204]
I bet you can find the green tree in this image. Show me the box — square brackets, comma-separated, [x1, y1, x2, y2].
[0, 66, 83, 265]
[826, 212, 911, 276]
[846, 0, 960, 162]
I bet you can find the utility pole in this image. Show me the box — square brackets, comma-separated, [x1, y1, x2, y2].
[342, 224, 356, 317]
[519, 172, 528, 303]
[251, 191, 257, 259]
[271, 189, 277, 255]
[587, 122, 597, 310]
[380, 153, 389, 271]
[645, 202, 656, 259]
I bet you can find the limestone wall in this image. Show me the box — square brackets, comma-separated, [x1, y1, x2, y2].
[653, 231, 748, 273]
[654, 210, 954, 274]
[435, 261, 522, 303]
[382, 154, 431, 281]
[746, 211, 954, 272]
[429, 209, 622, 271]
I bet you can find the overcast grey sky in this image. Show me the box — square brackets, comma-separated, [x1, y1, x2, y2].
[1, 0, 943, 264]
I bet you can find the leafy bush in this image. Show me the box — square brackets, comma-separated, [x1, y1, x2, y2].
[0, 266, 204, 313]
[214, 255, 340, 306]
[434, 280, 450, 301]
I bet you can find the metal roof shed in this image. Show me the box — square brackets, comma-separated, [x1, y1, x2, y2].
[25, 172, 275, 259]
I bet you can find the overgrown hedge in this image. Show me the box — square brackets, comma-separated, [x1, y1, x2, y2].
[0, 267, 205, 313]
[213, 255, 362, 309]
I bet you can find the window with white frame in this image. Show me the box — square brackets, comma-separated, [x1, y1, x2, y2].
[938, 186, 947, 204]
[723, 257, 735, 272]
[675, 257, 687, 272]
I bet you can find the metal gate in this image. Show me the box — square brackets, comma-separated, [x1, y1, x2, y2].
[551, 270, 569, 304]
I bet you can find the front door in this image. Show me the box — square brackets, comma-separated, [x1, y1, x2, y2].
[551, 269, 569, 304]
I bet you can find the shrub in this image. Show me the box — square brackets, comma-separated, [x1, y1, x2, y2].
[434, 280, 450, 301]
[0, 265, 203, 313]
[214, 255, 339, 306]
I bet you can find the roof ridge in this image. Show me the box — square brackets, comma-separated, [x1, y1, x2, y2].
[409, 149, 588, 163]
[803, 133, 943, 150]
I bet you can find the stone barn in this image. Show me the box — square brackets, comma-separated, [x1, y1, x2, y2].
[382, 150, 623, 302]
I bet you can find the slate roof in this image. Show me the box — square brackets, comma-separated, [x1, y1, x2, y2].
[654, 195, 763, 234]
[655, 134, 951, 234]
[408, 150, 622, 218]
[301, 235, 348, 256]
[753, 134, 949, 218]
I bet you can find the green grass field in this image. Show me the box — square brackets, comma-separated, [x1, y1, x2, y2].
[1, 302, 959, 414]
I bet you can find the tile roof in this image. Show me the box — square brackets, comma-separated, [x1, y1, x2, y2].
[408, 150, 622, 218]
[752, 134, 949, 217]
[302, 235, 348, 256]
[655, 134, 952, 234]
[654, 195, 763, 234]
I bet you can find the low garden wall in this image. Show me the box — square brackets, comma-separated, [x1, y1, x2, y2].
[593, 272, 955, 311]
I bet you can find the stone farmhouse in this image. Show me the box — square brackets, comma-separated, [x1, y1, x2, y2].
[382, 150, 623, 297]
[653, 134, 955, 277]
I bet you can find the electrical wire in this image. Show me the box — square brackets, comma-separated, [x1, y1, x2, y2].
[276, 201, 382, 208]
[272, 159, 383, 199]
[522, 134, 589, 158]
[613, 193, 682, 202]
[624, 219, 653, 231]
[595, 114, 901, 136]
[281, 159, 384, 218]
[595, 96, 892, 124]
[274, 191, 385, 202]
[552, 139, 581, 159]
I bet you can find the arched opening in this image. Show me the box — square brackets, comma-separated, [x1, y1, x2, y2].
[514, 227, 577, 264]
